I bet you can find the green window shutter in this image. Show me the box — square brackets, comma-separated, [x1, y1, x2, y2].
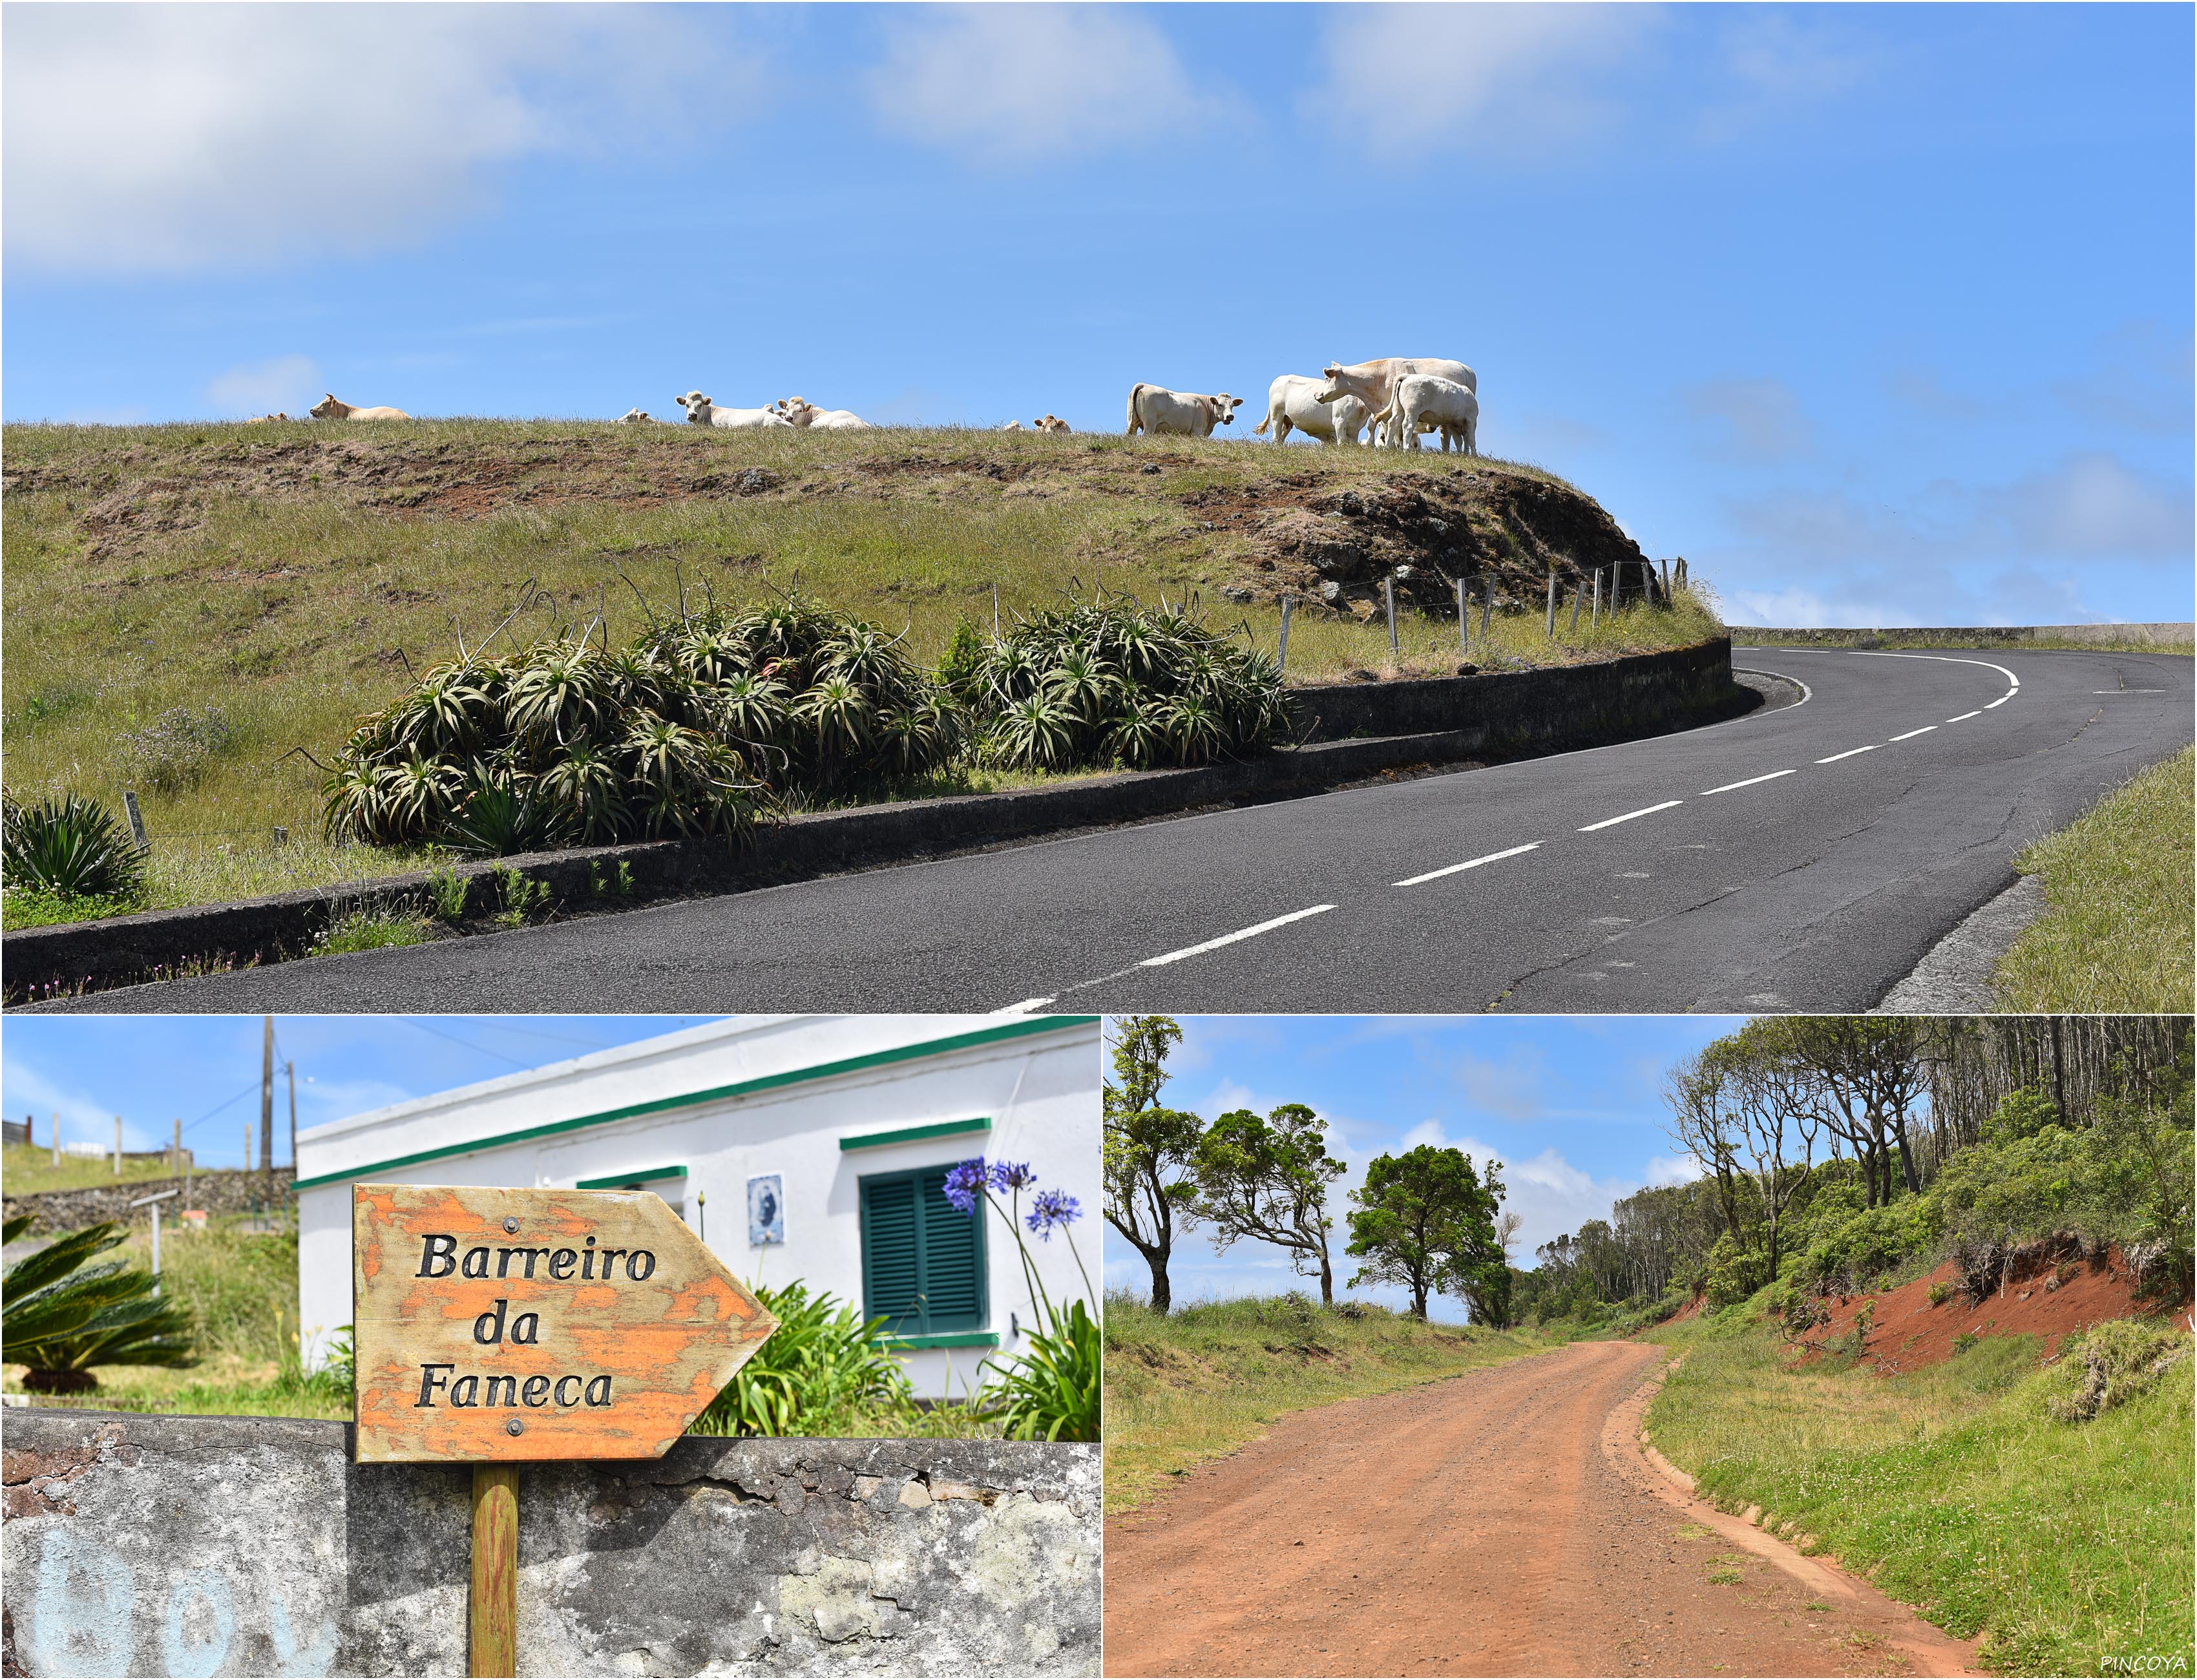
[859, 1166, 987, 1336]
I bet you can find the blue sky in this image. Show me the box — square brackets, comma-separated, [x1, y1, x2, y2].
[1101, 1014, 1742, 1323]
[1, 1016, 720, 1169]
[4, 3, 2190, 627]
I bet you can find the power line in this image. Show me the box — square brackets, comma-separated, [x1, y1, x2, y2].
[401, 1020, 538, 1069]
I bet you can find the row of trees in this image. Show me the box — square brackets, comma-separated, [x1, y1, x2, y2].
[1101, 1017, 1511, 1321]
[1511, 1014, 2192, 1326]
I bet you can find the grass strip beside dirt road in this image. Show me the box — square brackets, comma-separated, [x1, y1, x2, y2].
[1997, 745, 2195, 1014]
[1641, 1316, 2194, 1677]
[1103, 1291, 1557, 1514]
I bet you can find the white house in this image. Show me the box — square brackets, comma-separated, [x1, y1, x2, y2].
[294, 1014, 1100, 1400]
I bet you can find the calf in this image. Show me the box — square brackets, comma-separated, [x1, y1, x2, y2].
[1125, 383, 1243, 438]
[1034, 414, 1070, 434]
[1390, 373, 1479, 454]
[775, 397, 870, 430]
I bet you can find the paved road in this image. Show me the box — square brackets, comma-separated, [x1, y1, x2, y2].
[1103, 1339, 1978, 1677]
[67, 645, 2191, 1014]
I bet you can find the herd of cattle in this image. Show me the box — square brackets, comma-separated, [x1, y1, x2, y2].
[255, 357, 1480, 452]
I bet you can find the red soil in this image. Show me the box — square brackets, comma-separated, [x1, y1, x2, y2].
[1803, 1248, 2153, 1376]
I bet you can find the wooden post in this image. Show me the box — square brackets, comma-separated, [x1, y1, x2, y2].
[1568, 578, 1583, 636]
[286, 1061, 297, 1174]
[260, 1016, 275, 1199]
[1277, 597, 1293, 675]
[991, 582, 1000, 641]
[173, 1118, 182, 1179]
[471, 1465, 519, 1678]
[1591, 569, 1602, 629]
[1480, 579, 1493, 640]
[1544, 574, 1557, 638]
[1383, 576, 1398, 658]
[122, 790, 149, 851]
[114, 1116, 122, 1176]
[1455, 577, 1467, 654]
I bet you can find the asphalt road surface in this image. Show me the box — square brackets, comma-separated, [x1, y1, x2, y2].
[68, 645, 2192, 1014]
[1103, 1339, 1979, 1677]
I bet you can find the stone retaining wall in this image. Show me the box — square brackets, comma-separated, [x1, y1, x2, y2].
[3, 1170, 293, 1232]
[0, 1411, 1098, 1677]
[1733, 623, 2192, 650]
[5, 637, 1743, 1002]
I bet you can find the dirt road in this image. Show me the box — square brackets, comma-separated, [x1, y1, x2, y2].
[1103, 1339, 1979, 1678]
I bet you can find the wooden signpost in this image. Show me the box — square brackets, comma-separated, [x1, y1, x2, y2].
[353, 1184, 777, 1676]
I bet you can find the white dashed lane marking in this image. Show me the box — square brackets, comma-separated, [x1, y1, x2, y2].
[1140, 904, 1336, 967]
[1946, 710, 1982, 722]
[1889, 726, 1937, 741]
[1700, 770, 1796, 797]
[1579, 800, 1684, 833]
[1395, 843, 1541, 888]
[1815, 745, 1881, 763]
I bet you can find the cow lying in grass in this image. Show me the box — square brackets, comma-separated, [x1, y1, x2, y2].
[677, 392, 791, 429]
[1125, 383, 1243, 438]
[310, 393, 409, 420]
[773, 397, 870, 430]
[1034, 414, 1070, 434]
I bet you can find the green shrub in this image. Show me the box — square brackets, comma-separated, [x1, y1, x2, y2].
[2, 791, 147, 901]
[1703, 1230, 1768, 1307]
[969, 596, 1287, 772]
[690, 1279, 916, 1436]
[319, 590, 955, 854]
[1, 1215, 196, 1391]
[117, 704, 240, 793]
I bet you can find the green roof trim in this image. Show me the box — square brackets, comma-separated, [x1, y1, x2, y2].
[295, 1016, 1095, 1191]
[884, 1331, 999, 1350]
[574, 1165, 688, 1190]
[839, 1117, 991, 1153]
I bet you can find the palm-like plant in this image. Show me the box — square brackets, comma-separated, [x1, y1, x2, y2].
[443, 771, 560, 857]
[503, 639, 609, 749]
[689, 1279, 915, 1436]
[2, 793, 149, 901]
[2, 1215, 196, 1392]
[534, 744, 629, 843]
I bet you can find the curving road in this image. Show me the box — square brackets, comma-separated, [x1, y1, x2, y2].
[1102, 1339, 1979, 1678]
[63, 644, 2192, 1014]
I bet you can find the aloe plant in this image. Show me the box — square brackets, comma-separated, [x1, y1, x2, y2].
[2, 792, 149, 901]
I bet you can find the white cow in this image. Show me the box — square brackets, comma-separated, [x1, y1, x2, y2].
[617, 408, 657, 425]
[1034, 414, 1071, 434]
[998, 420, 1025, 431]
[1125, 384, 1243, 438]
[677, 392, 791, 430]
[246, 412, 291, 424]
[1314, 358, 1475, 447]
[310, 393, 409, 421]
[1251, 375, 1376, 446]
[1390, 374, 1479, 454]
[775, 397, 870, 431]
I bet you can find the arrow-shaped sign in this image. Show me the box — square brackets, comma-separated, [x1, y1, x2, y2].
[352, 1184, 776, 1464]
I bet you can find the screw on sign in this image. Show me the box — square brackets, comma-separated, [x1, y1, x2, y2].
[353, 1185, 777, 1676]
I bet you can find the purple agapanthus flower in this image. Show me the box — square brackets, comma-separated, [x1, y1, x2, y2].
[1024, 1190, 1082, 1240]
[941, 1158, 989, 1215]
[989, 1160, 1038, 1192]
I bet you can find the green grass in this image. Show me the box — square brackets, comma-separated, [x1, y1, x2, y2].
[1103, 1290, 1557, 1513]
[1999, 746, 2195, 1014]
[311, 901, 434, 954]
[0, 887, 146, 930]
[4, 418, 1718, 910]
[1642, 1314, 2194, 1676]
[1, 1140, 192, 1193]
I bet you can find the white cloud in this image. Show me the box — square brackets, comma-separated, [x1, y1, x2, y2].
[1309, 3, 1661, 159]
[2, 1060, 162, 1154]
[1643, 1153, 1701, 1188]
[867, 5, 1241, 164]
[1685, 377, 1814, 462]
[206, 354, 322, 417]
[3, 4, 753, 275]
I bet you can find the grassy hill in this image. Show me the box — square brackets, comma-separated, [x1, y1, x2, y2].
[3, 420, 1716, 910]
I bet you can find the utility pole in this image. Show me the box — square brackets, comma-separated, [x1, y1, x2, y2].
[114, 1116, 124, 1176]
[173, 1118, 182, 1179]
[244, 1122, 253, 1177]
[260, 1014, 276, 1199]
[287, 1060, 299, 1227]
[50, 1113, 59, 1168]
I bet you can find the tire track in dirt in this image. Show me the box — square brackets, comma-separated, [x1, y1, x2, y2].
[1102, 1339, 1981, 1678]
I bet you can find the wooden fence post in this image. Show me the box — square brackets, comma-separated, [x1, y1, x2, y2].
[1384, 576, 1398, 658]
[1277, 597, 1293, 675]
[1544, 574, 1557, 639]
[1481, 580, 1493, 640]
[1456, 577, 1467, 654]
[472, 1466, 520, 1677]
[1569, 577, 1584, 636]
